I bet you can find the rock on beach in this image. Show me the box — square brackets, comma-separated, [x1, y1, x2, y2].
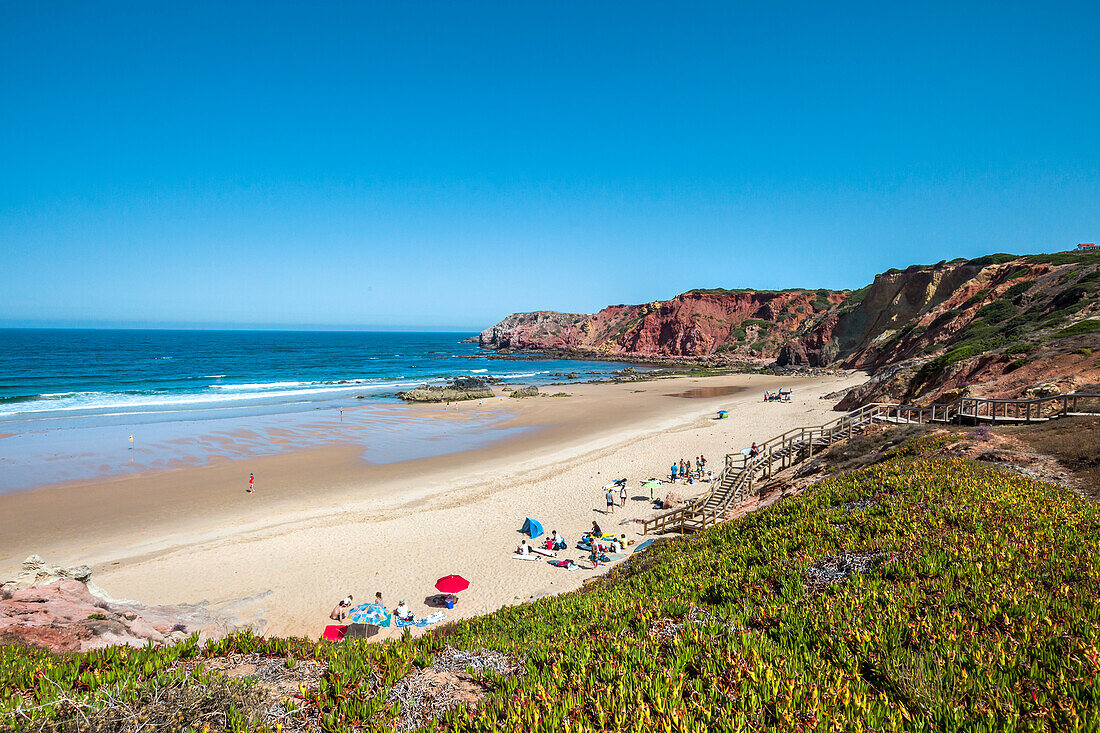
[0, 555, 247, 653]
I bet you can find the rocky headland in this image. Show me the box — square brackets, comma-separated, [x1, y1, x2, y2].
[474, 252, 1100, 407]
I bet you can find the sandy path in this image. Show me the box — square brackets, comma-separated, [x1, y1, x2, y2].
[0, 372, 864, 638]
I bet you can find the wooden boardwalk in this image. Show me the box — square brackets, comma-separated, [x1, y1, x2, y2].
[641, 392, 1100, 535]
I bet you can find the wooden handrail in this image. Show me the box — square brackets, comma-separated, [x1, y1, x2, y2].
[641, 393, 1100, 534]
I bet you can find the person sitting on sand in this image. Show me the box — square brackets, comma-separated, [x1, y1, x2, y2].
[394, 600, 412, 620]
[375, 591, 383, 607]
[551, 530, 566, 550]
[610, 536, 622, 553]
[591, 520, 602, 537]
[329, 594, 353, 621]
[516, 539, 530, 555]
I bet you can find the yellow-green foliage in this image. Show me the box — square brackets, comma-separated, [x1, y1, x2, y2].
[4, 440, 1100, 731]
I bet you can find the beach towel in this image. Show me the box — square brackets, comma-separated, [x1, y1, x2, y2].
[322, 625, 347, 641]
[415, 611, 446, 627]
[395, 615, 416, 627]
[552, 560, 580, 571]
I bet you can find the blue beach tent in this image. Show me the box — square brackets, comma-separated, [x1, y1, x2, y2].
[521, 517, 544, 538]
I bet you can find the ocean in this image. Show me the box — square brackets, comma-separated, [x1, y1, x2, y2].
[0, 329, 647, 491]
[0, 329, 644, 420]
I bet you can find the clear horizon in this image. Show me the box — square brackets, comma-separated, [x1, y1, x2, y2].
[2, 2, 1097, 330]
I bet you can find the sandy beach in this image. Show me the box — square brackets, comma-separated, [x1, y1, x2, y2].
[0, 371, 865, 638]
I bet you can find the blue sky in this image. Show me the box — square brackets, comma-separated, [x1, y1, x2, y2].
[1, 1, 1097, 330]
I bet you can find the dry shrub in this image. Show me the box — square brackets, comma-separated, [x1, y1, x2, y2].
[26, 678, 264, 733]
[1015, 415, 1100, 499]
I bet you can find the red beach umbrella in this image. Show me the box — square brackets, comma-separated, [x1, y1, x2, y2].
[435, 575, 470, 594]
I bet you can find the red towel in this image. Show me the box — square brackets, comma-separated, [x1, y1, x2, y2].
[322, 624, 347, 641]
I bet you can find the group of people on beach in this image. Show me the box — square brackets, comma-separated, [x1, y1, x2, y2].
[515, 528, 568, 556]
[584, 521, 631, 568]
[670, 456, 708, 483]
[514, 520, 630, 570]
[763, 389, 792, 402]
[330, 590, 409, 621]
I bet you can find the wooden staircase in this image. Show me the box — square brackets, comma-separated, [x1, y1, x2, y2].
[641, 392, 1100, 535]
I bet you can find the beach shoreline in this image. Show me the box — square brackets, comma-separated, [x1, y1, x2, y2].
[0, 371, 865, 639]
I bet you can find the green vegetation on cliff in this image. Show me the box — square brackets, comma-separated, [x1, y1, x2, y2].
[4, 435, 1099, 731]
[1055, 319, 1100, 338]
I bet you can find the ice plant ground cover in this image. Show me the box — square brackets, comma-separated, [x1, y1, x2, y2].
[3, 434, 1099, 731]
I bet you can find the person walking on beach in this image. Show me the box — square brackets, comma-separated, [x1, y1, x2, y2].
[605, 487, 616, 514]
[619, 482, 627, 507]
[247, 472, 255, 494]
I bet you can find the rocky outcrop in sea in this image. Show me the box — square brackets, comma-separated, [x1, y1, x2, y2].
[397, 377, 495, 403]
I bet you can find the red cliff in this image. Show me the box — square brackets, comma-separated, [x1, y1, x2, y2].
[477, 289, 848, 360]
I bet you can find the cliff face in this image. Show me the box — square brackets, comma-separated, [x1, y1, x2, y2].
[477, 289, 848, 360]
[476, 251, 1100, 407]
[778, 253, 1100, 403]
[776, 260, 1010, 367]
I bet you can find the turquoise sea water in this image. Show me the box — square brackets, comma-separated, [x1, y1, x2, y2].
[0, 329, 648, 491]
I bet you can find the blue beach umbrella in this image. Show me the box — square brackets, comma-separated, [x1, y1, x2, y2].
[347, 602, 391, 627]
